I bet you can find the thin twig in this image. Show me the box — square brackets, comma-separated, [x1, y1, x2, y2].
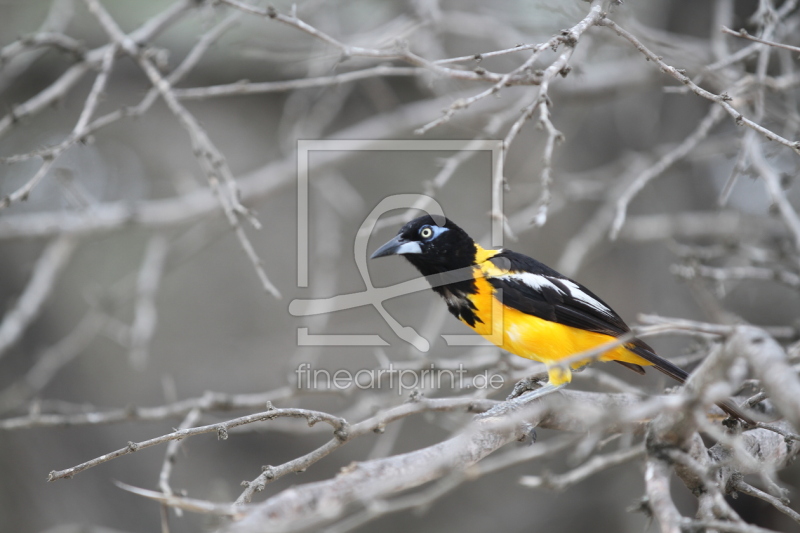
[610, 104, 726, 239]
[721, 26, 800, 55]
[0, 236, 78, 360]
[599, 18, 800, 156]
[83, 0, 280, 298]
[48, 406, 348, 481]
[173, 66, 421, 99]
[129, 234, 170, 370]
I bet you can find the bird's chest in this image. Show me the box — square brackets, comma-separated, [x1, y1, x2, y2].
[458, 276, 564, 359]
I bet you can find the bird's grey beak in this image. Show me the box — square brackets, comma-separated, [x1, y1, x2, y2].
[370, 235, 422, 259]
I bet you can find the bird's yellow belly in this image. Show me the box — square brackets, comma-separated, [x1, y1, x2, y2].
[465, 276, 651, 385]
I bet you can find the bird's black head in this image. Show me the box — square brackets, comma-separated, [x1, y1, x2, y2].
[370, 215, 477, 275]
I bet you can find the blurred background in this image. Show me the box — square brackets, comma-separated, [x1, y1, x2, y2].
[1, 0, 799, 532]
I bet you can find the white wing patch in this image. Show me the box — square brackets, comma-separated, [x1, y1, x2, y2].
[558, 279, 613, 316]
[499, 272, 562, 293]
[498, 272, 613, 317]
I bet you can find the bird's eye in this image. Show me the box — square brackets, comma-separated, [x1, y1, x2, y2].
[419, 226, 434, 239]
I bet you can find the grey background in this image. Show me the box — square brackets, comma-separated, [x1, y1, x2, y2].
[1, 1, 798, 532]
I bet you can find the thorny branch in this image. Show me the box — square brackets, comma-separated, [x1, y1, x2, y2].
[2, 1, 800, 532]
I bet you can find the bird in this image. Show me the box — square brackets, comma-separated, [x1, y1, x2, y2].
[371, 214, 753, 425]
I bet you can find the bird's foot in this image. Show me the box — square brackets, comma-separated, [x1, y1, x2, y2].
[507, 376, 547, 400]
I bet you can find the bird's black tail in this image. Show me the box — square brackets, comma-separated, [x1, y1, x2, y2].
[624, 338, 755, 426]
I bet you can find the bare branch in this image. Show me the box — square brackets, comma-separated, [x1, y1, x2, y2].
[644, 459, 683, 533]
[83, 0, 281, 297]
[726, 326, 800, 429]
[0, 0, 77, 92]
[129, 234, 170, 370]
[599, 18, 800, 156]
[0, 236, 77, 360]
[0, 0, 196, 138]
[721, 26, 800, 55]
[173, 66, 422, 99]
[234, 395, 497, 504]
[115, 481, 245, 519]
[610, 104, 726, 240]
[0, 311, 104, 414]
[732, 480, 800, 525]
[519, 444, 645, 490]
[0, 384, 333, 430]
[47, 405, 348, 481]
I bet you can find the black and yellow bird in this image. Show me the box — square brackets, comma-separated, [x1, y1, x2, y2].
[371, 215, 753, 424]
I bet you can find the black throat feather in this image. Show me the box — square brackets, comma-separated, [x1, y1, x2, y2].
[403, 243, 483, 327]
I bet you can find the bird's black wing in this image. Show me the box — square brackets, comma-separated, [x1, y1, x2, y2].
[485, 250, 755, 424]
[486, 251, 658, 375]
[487, 250, 631, 337]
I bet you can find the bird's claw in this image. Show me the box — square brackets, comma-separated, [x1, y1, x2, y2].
[507, 377, 546, 400]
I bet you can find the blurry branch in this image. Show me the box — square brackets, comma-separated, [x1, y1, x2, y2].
[225, 383, 788, 533]
[0, 382, 339, 430]
[227, 392, 592, 532]
[215, 1, 606, 231]
[0, 89, 511, 241]
[2, 1, 800, 532]
[233, 395, 497, 504]
[671, 263, 800, 291]
[599, 15, 800, 251]
[0, 236, 77, 360]
[616, 211, 786, 243]
[48, 404, 351, 481]
[0, 0, 76, 92]
[705, 0, 799, 73]
[556, 154, 651, 275]
[518, 444, 645, 490]
[732, 479, 800, 525]
[0, 386, 311, 430]
[599, 17, 800, 155]
[0, 32, 85, 65]
[172, 66, 422, 99]
[416, 5, 603, 134]
[305, 434, 582, 533]
[644, 459, 683, 533]
[129, 234, 169, 370]
[610, 104, 726, 239]
[721, 26, 800, 55]
[496, 5, 603, 229]
[1, 11, 240, 166]
[0, 0, 195, 138]
[219, 0, 500, 83]
[116, 481, 246, 519]
[158, 407, 203, 519]
[749, 134, 800, 250]
[82, 0, 280, 298]
[373, 113, 509, 232]
[0, 311, 104, 414]
[633, 323, 800, 533]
